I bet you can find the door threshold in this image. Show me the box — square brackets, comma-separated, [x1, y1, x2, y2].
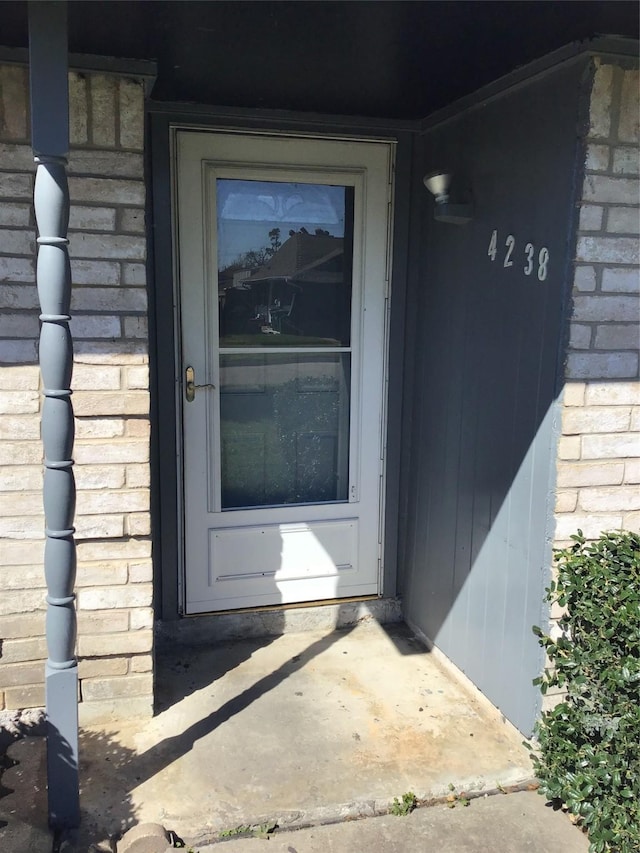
[157, 596, 403, 647]
[188, 594, 380, 618]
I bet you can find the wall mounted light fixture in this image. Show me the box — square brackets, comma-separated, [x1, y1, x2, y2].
[423, 171, 473, 225]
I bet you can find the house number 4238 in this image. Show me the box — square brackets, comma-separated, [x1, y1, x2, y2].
[487, 230, 549, 281]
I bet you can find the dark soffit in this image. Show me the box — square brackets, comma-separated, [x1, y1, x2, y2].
[3, 1, 638, 119]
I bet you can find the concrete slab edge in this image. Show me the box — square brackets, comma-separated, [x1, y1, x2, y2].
[186, 776, 540, 849]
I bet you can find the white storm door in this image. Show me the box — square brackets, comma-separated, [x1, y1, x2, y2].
[175, 130, 393, 614]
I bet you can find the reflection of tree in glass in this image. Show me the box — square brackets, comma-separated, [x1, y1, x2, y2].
[268, 228, 282, 255]
[226, 227, 282, 271]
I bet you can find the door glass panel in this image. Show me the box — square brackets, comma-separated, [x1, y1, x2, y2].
[219, 353, 350, 509]
[217, 180, 354, 347]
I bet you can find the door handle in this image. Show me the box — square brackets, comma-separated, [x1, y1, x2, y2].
[185, 366, 215, 402]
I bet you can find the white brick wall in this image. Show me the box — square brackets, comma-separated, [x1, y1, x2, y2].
[545, 59, 640, 711]
[0, 63, 153, 721]
[554, 59, 640, 546]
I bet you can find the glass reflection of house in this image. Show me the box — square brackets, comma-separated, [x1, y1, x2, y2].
[218, 264, 254, 306]
[220, 231, 351, 345]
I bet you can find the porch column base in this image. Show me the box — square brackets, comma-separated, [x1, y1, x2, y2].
[45, 664, 80, 829]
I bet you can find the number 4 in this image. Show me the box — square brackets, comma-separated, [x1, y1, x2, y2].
[488, 230, 498, 261]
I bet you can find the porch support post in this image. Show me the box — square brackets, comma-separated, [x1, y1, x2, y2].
[28, 1, 80, 829]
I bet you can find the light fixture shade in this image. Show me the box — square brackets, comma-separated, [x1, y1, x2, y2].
[423, 172, 452, 201]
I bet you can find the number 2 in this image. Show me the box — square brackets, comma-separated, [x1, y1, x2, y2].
[504, 235, 515, 268]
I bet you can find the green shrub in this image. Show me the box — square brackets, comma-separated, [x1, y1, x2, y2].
[530, 530, 640, 853]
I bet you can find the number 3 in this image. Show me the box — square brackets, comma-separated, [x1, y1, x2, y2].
[524, 243, 534, 275]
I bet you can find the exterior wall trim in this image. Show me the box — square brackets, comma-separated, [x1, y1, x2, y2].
[420, 37, 640, 134]
[0, 46, 157, 94]
[147, 100, 417, 135]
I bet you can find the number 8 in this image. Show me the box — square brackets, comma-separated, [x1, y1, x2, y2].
[538, 248, 549, 281]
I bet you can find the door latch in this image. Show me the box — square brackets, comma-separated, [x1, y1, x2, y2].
[185, 366, 215, 402]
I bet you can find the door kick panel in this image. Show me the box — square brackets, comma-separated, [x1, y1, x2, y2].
[209, 519, 358, 585]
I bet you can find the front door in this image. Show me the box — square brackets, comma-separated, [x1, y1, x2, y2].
[175, 130, 393, 613]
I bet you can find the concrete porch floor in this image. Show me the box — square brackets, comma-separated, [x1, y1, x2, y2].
[72, 620, 533, 848]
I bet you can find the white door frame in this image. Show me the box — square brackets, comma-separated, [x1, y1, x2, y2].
[171, 127, 395, 614]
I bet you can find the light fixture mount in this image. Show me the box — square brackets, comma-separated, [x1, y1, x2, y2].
[423, 171, 452, 203]
[423, 171, 473, 225]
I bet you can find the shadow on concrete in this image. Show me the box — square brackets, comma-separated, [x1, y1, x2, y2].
[76, 726, 138, 842]
[71, 624, 358, 840]
[155, 633, 280, 714]
[154, 598, 403, 712]
[0, 710, 46, 828]
[77, 623, 358, 842]
[73, 619, 533, 846]
[118, 625, 353, 786]
[376, 620, 431, 656]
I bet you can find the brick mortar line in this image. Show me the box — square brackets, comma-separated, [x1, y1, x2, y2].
[583, 173, 640, 180]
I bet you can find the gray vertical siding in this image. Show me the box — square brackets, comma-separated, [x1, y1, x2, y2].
[399, 61, 587, 734]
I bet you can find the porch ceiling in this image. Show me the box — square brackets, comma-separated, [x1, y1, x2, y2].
[4, 1, 639, 120]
